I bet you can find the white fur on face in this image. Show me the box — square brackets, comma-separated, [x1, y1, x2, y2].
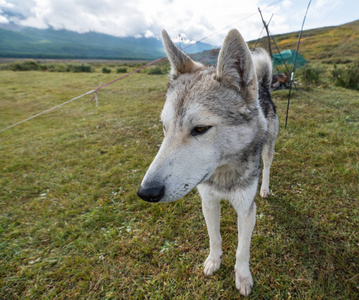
[141, 102, 222, 203]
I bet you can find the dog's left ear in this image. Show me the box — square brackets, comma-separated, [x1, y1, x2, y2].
[216, 29, 258, 107]
[162, 30, 203, 77]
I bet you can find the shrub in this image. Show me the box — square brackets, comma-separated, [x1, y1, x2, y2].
[68, 64, 93, 73]
[102, 67, 112, 74]
[0, 61, 95, 73]
[332, 63, 359, 90]
[116, 67, 128, 73]
[0, 63, 12, 71]
[45, 64, 69, 72]
[273, 64, 294, 74]
[11, 60, 39, 71]
[39, 65, 48, 71]
[298, 65, 321, 85]
[148, 66, 164, 75]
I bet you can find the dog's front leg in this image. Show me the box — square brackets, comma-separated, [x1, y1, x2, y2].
[198, 186, 223, 276]
[234, 200, 256, 296]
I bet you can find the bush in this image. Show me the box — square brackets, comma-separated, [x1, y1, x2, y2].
[11, 60, 39, 71]
[0, 63, 12, 71]
[2, 61, 93, 73]
[332, 63, 359, 90]
[46, 64, 69, 72]
[102, 67, 112, 74]
[68, 64, 93, 73]
[39, 65, 48, 71]
[273, 64, 294, 74]
[116, 67, 128, 73]
[148, 66, 164, 75]
[298, 65, 321, 85]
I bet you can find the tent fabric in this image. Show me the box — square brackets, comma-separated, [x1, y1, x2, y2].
[272, 49, 307, 67]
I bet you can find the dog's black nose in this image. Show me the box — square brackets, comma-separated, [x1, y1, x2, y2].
[137, 185, 165, 203]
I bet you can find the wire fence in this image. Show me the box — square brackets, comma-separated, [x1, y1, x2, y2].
[0, 0, 289, 133]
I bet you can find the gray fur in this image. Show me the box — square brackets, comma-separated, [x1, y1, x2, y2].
[162, 29, 203, 77]
[137, 29, 279, 296]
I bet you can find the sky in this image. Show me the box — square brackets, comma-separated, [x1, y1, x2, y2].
[0, 0, 358, 45]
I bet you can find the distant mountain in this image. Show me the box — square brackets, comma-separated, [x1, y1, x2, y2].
[0, 24, 216, 60]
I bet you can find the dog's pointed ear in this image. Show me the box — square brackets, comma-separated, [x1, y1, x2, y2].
[162, 29, 203, 77]
[216, 29, 257, 106]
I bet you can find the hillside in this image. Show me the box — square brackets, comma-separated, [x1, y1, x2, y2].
[192, 19, 359, 65]
[0, 26, 215, 60]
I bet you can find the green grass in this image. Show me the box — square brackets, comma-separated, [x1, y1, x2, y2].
[0, 69, 358, 299]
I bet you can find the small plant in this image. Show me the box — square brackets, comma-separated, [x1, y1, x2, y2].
[116, 67, 128, 73]
[298, 65, 321, 85]
[102, 67, 112, 74]
[46, 64, 68, 72]
[68, 64, 93, 73]
[11, 60, 39, 71]
[273, 64, 294, 75]
[148, 66, 164, 75]
[332, 63, 359, 90]
[39, 65, 48, 71]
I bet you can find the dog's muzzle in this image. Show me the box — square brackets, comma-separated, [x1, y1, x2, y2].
[137, 185, 165, 203]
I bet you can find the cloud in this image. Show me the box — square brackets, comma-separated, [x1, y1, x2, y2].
[0, 0, 357, 46]
[282, 0, 292, 8]
[144, 29, 155, 38]
[0, 0, 270, 44]
[0, 13, 9, 23]
[0, 0, 14, 8]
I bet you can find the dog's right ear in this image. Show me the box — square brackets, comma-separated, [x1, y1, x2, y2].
[162, 30, 203, 77]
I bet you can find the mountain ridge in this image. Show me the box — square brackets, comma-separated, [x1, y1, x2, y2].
[1, 19, 358, 62]
[191, 19, 359, 65]
[0, 24, 216, 60]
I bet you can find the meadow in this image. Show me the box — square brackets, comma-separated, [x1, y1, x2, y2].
[0, 64, 358, 299]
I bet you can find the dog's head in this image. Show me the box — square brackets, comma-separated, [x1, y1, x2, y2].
[137, 29, 261, 203]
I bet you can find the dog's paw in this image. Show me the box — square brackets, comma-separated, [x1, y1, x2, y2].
[260, 188, 270, 198]
[235, 272, 253, 297]
[203, 255, 222, 276]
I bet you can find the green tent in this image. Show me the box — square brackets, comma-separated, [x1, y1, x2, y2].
[272, 49, 307, 68]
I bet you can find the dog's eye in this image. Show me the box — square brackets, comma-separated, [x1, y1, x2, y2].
[192, 126, 212, 136]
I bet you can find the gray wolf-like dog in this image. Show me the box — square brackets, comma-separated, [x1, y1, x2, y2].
[137, 29, 278, 296]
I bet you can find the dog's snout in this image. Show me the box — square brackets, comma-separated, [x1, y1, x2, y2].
[137, 185, 165, 203]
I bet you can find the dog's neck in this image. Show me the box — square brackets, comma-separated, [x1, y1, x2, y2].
[203, 139, 263, 192]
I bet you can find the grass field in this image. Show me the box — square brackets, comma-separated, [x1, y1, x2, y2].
[0, 68, 358, 299]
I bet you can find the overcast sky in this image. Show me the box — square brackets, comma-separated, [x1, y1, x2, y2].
[0, 0, 358, 45]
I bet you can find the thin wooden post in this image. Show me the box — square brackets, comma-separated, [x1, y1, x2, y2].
[258, 7, 272, 58]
